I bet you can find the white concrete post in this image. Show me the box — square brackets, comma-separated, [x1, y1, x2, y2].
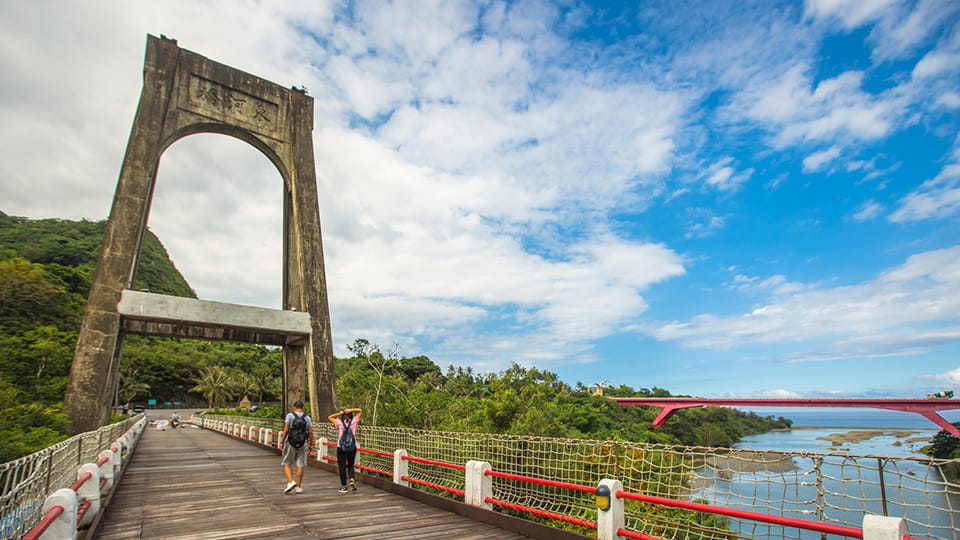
[76, 463, 102, 527]
[394, 449, 409, 486]
[38, 488, 78, 540]
[97, 450, 115, 493]
[266, 429, 275, 448]
[465, 460, 492, 510]
[862, 515, 906, 540]
[110, 444, 122, 475]
[318, 438, 329, 462]
[597, 479, 624, 540]
[117, 435, 128, 460]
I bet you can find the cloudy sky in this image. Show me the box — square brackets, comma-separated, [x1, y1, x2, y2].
[2, 0, 959, 399]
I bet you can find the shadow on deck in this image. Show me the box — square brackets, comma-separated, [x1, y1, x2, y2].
[90, 422, 584, 540]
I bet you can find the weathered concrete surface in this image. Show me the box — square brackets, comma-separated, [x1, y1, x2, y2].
[118, 290, 311, 337]
[65, 34, 337, 433]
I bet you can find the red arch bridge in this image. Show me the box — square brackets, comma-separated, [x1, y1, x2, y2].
[609, 397, 960, 438]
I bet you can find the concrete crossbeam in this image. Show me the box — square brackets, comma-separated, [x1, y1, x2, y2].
[118, 289, 311, 343]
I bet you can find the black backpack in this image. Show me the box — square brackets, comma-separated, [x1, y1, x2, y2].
[339, 417, 357, 451]
[287, 413, 308, 448]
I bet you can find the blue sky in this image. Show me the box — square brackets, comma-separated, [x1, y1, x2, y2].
[1, 1, 959, 399]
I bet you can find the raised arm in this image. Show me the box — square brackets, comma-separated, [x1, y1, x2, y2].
[328, 407, 363, 423]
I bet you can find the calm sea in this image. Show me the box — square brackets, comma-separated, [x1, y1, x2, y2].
[736, 407, 960, 456]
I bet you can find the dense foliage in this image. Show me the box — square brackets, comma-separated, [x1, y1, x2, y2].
[924, 422, 960, 482]
[332, 338, 791, 444]
[0, 211, 791, 463]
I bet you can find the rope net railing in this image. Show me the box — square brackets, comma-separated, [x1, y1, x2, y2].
[0, 416, 139, 539]
[208, 416, 960, 540]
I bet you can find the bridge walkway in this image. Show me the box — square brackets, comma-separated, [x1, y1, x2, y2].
[91, 423, 531, 540]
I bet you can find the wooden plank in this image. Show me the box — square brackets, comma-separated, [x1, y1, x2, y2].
[91, 423, 533, 540]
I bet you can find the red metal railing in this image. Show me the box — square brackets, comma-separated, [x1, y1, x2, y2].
[22, 506, 65, 540]
[401, 454, 466, 471]
[399, 454, 467, 495]
[484, 496, 598, 529]
[23, 449, 118, 540]
[618, 490, 863, 538]
[317, 441, 395, 477]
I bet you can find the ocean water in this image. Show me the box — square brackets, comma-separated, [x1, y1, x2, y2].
[742, 407, 960, 431]
[735, 408, 958, 457]
[691, 407, 960, 539]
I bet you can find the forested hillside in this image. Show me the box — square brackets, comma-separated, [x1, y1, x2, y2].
[1, 211, 794, 463]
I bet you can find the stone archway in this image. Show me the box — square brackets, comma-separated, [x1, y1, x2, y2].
[64, 34, 335, 433]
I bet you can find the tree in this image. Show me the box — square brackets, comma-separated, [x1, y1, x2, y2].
[117, 368, 151, 407]
[189, 365, 235, 408]
[346, 338, 401, 426]
[929, 424, 960, 459]
[0, 258, 82, 334]
[251, 369, 279, 405]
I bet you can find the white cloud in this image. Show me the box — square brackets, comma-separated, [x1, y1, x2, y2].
[805, 0, 957, 61]
[2, 0, 958, 391]
[803, 145, 842, 172]
[912, 50, 960, 80]
[700, 157, 753, 192]
[731, 65, 898, 150]
[652, 245, 960, 357]
[804, 0, 895, 29]
[928, 367, 960, 386]
[935, 92, 960, 109]
[890, 136, 960, 222]
[852, 199, 883, 222]
[759, 388, 802, 399]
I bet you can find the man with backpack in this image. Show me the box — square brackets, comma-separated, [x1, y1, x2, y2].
[279, 400, 313, 493]
[328, 407, 362, 493]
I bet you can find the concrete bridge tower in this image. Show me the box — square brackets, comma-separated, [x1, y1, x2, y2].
[64, 35, 336, 433]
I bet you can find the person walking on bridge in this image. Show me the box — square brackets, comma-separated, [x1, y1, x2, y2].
[280, 400, 313, 494]
[328, 407, 361, 493]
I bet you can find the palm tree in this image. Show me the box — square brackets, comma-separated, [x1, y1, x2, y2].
[233, 371, 257, 406]
[189, 365, 234, 409]
[117, 368, 151, 406]
[252, 371, 279, 405]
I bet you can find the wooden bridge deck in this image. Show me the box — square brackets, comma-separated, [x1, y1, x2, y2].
[90, 422, 544, 540]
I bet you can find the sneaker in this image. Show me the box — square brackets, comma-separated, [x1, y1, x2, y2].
[294, 486, 303, 494]
[284, 481, 297, 493]
[350, 480, 357, 491]
[338, 486, 348, 494]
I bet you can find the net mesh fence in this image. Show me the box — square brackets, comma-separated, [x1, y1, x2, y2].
[0, 415, 140, 539]
[304, 420, 958, 540]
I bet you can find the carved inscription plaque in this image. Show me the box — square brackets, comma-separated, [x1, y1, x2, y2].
[183, 74, 280, 138]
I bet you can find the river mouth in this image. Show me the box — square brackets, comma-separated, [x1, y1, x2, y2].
[809, 427, 926, 450]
